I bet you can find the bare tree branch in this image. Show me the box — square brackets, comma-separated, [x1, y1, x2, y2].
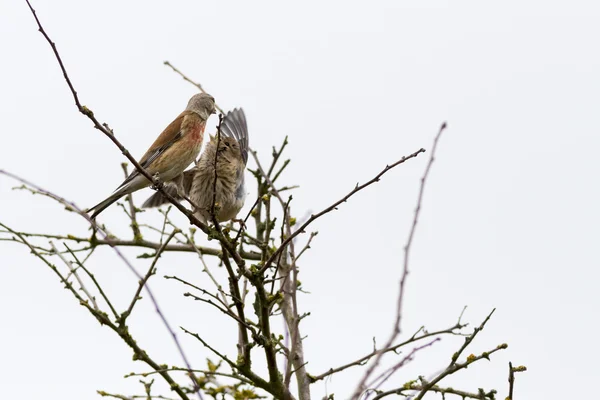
[309, 320, 465, 383]
[352, 123, 446, 398]
[258, 147, 427, 275]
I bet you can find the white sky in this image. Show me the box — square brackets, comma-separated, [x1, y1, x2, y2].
[1, 1, 599, 399]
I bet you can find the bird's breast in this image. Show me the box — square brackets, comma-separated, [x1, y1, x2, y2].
[187, 119, 206, 142]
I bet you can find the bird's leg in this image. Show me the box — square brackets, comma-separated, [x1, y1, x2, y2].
[150, 172, 163, 190]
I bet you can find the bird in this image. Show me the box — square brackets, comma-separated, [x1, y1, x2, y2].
[88, 93, 216, 219]
[142, 108, 248, 225]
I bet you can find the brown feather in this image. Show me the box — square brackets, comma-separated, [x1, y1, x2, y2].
[138, 111, 202, 166]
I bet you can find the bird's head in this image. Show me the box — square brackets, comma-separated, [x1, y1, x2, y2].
[186, 93, 216, 120]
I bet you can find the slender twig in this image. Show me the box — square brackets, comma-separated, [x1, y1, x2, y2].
[267, 137, 289, 178]
[508, 361, 515, 400]
[125, 368, 253, 386]
[210, 114, 224, 224]
[352, 123, 446, 397]
[411, 310, 501, 400]
[0, 222, 261, 260]
[295, 232, 318, 261]
[181, 327, 294, 399]
[367, 339, 440, 391]
[370, 384, 497, 400]
[250, 142, 310, 400]
[0, 166, 200, 399]
[49, 241, 99, 310]
[258, 147, 426, 274]
[157, 207, 171, 245]
[121, 163, 142, 241]
[507, 362, 527, 400]
[186, 233, 229, 306]
[372, 342, 506, 400]
[163, 61, 225, 115]
[309, 321, 465, 383]
[121, 231, 178, 323]
[64, 244, 120, 319]
[98, 392, 178, 400]
[232, 195, 261, 245]
[220, 249, 251, 367]
[183, 291, 256, 336]
[3, 221, 192, 400]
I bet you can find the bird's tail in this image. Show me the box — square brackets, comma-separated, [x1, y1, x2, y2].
[141, 183, 180, 208]
[88, 191, 125, 219]
[89, 173, 150, 219]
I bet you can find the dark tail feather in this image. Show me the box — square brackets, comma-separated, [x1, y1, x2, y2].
[141, 182, 183, 208]
[142, 191, 170, 208]
[88, 193, 123, 219]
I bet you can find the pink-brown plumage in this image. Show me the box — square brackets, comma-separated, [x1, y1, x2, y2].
[88, 93, 216, 219]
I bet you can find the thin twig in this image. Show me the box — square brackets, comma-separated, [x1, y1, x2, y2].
[121, 163, 142, 241]
[0, 165, 199, 399]
[309, 320, 465, 383]
[250, 141, 310, 400]
[295, 232, 318, 261]
[507, 362, 527, 400]
[3, 221, 192, 400]
[64, 243, 120, 319]
[125, 368, 253, 386]
[0, 222, 261, 260]
[367, 339, 440, 391]
[352, 123, 446, 398]
[411, 310, 501, 400]
[163, 61, 225, 115]
[49, 241, 99, 310]
[121, 231, 178, 323]
[258, 147, 427, 274]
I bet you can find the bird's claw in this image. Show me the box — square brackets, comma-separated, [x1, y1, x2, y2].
[151, 173, 163, 190]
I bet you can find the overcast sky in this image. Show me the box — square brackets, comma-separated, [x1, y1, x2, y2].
[1, 1, 599, 399]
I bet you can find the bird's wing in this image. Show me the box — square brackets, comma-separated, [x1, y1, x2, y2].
[235, 166, 246, 200]
[220, 108, 249, 165]
[116, 111, 191, 191]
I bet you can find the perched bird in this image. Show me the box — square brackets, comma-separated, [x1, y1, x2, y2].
[142, 108, 248, 224]
[88, 93, 216, 219]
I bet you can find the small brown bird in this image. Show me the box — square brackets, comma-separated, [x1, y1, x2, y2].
[89, 93, 216, 219]
[142, 108, 249, 224]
